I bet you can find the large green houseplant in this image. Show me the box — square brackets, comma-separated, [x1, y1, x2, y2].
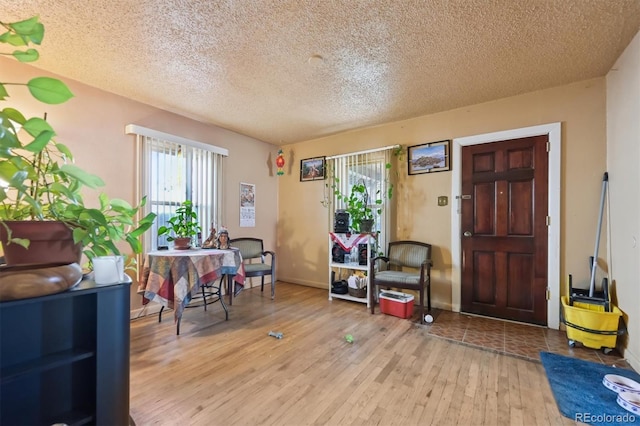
[0, 16, 156, 266]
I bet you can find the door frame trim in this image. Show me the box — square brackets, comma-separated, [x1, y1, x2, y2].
[451, 123, 561, 329]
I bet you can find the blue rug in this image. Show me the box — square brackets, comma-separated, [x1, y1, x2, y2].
[540, 352, 640, 425]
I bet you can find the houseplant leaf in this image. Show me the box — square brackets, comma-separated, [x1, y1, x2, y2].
[79, 208, 109, 227]
[27, 77, 74, 104]
[2, 107, 27, 125]
[22, 116, 54, 138]
[9, 16, 44, 43]
[0, 161, 21, 183]
[13, 48, 39, 62]
[109, 198, 134, 211]
[54, 142, 73, 159]
[0, 32, 28, 46]
[128, 213, 156, 238]
[23, 130, 54, 152]
[58, 164, 105, 188]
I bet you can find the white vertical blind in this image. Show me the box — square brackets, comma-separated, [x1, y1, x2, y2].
[131, 131, 225, 252]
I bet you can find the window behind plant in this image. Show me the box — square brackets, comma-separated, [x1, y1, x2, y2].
[329, 148, 394, 255]
[134, 133, 225, 251]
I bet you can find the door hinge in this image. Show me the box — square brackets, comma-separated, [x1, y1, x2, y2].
[546, 288, 551, 300]
[546, 142, 551, 152]
[546, 216, 551, 226]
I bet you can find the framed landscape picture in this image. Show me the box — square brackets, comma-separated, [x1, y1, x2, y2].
[300, 156, 326, 181]
[407, 140, 451, 175]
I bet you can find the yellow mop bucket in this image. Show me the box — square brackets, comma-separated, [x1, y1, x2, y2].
[561, 295, 622, 351]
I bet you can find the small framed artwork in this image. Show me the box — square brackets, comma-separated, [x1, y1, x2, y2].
[300, 156, 326, 181]
[407, 140, 451, 175]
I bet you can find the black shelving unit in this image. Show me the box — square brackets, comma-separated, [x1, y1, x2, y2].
[0, 278, 131, 426]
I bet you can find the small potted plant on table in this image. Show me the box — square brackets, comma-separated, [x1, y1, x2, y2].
[157, 200, 201, 250]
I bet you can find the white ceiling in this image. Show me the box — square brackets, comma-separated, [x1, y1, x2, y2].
[3, 0, 640, 145]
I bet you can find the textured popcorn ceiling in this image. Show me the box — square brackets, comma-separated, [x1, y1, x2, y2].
[2, 0, 640, 145]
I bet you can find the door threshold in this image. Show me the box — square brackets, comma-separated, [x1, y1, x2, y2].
[460, 311, 548, 328]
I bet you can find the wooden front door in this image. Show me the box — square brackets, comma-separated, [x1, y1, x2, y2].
[461, 135, 548, 325]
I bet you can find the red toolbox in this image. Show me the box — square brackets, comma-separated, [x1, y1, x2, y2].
[379, 290, 414, 319]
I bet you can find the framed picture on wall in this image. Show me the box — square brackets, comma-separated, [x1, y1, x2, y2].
[300, 156, 326, 181]
[407, 139, 451, 175]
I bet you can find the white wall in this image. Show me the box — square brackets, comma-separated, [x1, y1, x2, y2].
[606, 30, 640, 372]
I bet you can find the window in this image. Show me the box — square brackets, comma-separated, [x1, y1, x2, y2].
[327, 146, 397, 255]
[126, 125, 227, 252]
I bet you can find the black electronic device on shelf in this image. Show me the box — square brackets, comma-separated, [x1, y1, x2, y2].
[358, 243, 368, 265]
[334, 210, 350, 233]
[331, 243, 348, 263]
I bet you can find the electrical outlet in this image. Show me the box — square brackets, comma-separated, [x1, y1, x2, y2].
[437, 196, 448, 206]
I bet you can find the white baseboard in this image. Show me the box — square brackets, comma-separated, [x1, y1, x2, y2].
[130, 303, 163, 320]
[623, 347, 640, 372]
[278, 276, 326, 289]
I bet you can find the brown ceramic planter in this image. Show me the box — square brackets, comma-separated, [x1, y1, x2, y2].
[173, 237, 192, 250]
[0, 221, 82, 267]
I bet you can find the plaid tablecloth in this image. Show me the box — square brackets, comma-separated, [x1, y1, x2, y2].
[139, 248, 245, 322]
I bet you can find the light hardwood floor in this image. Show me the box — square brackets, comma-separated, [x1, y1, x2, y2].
[130, 282, 577, 426]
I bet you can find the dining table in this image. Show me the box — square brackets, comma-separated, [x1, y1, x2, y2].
[138, 247, 246, 334]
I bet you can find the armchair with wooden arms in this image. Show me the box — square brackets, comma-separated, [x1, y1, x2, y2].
[369, 240, 432, 324]
[229, 237, 276, 299]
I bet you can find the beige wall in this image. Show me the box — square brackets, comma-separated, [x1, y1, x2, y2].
[1, 57, 279, 311]
[607, 31, 640, 371]
[278, 78, 608, 318]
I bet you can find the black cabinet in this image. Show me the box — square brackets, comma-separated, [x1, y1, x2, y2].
[0, 278, 131, 426]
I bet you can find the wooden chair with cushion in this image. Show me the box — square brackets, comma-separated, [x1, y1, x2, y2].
[369, 240, 432, 324]
[229, 237, 276, 299]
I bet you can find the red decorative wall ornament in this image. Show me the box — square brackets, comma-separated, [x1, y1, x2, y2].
[276, 149, 285, 176]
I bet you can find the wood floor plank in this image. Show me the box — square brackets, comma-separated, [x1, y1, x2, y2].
[484, 353, 498, 421]
[404, 336, 450, 425]
[455, 350, 480, 425]
[507, 355, 525, 425]
[495, 353, 511, 425]
[521, 358, 549, 425]
[442, 345, 474, 425]
[428, 338, 467, 424]
[130, 282, 574, 426]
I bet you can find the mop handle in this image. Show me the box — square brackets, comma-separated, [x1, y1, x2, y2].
[589, 172, 608, 297]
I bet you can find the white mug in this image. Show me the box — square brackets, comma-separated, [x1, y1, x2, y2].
[93, 255, 125, 284]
